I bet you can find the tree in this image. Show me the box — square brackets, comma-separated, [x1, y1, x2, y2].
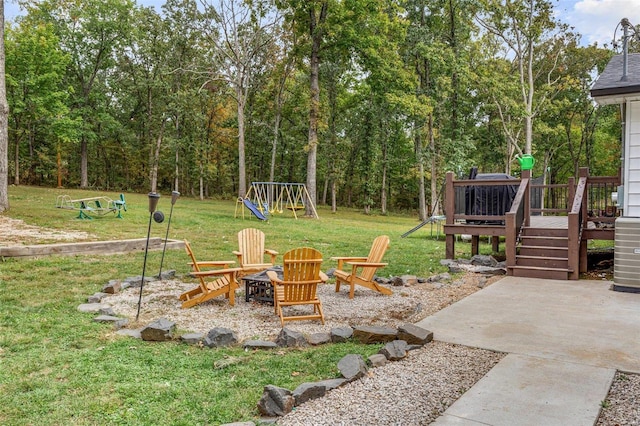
[5, 21, 71, 186]
[199, 0, 281, 198]
[29, 0, 135, 188]
[0, 0, 9, 212]
[477, 0, 574, 171]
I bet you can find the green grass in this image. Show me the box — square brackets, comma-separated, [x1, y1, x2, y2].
[0, 186, 488, 425]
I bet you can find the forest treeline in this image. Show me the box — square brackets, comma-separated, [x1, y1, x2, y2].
[2, 0, 630, 217]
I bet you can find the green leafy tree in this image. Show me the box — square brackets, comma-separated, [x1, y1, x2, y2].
[5, 21, 71, 186]
[0, 0, 9, 212]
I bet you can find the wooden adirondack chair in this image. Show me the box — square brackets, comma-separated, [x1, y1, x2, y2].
[179, 240, 241, 309]
[233, 228, 278, 277]
[332, 235, 392, 299]
[267, 247, 327, 326]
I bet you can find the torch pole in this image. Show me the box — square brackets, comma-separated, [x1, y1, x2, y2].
[158, 191, 179, 278]
[136, 192, 161, 322]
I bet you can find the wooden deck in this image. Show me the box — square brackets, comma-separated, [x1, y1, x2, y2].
[443, 167, 620, 277]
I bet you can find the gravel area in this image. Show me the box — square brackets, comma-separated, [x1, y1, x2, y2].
[104, 273, 497, 340]
[596, 372, 640, 426]
[277, 341, 504, 425]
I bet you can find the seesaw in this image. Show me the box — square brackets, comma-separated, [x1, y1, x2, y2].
[55, 194, 127, 219]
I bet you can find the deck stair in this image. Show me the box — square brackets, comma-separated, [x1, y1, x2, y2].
[509, 226, 572, 280]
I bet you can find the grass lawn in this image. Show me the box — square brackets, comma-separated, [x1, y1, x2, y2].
[0, 186, 491, 425]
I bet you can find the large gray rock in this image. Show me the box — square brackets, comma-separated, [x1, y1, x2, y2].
[180, 333, 204, 345]
[379, 340, 409, 361]
[353, 325, 397, 344]
[204, 327, 238, 348]
[77, 303, 111, 313]
[368, 353, 388, 368]
[102, 280, 121, 294]
[330, 326, 353, 343]
[397, 323, 433, 345]
[276, 328, 307, 348]
[308, 333, 331, 346]
[293, 382, 327, 405]
[257, 385, 295, 417]
[470, 254, 498, 267]
[315, 378, 347, 391]
[87, 292, 108, 303]
[337, 354, 368, 382]
[243, 340, 278, 350]
[141, 318, 176, 341]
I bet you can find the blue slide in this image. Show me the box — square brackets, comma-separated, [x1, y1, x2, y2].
[243, 199, 268, 221]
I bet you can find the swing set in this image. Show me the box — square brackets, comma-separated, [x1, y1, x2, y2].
[235, 182, 319, 220]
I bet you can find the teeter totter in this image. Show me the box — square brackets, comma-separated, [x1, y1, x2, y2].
[55, 194, 127, 219]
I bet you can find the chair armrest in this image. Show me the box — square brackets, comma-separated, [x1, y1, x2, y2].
[265, 249, 278, 264]
[190, 267, 241, 278]
[189, 260, 235, 269]
[330, 256, 367, 269]
[266, 270, 283, 284]
[345, 261, 388, 268]
[319, 271, 329, 282]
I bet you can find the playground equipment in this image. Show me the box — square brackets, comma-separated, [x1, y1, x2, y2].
[235, 182, 319, 220]
[56, 194, 127, 219]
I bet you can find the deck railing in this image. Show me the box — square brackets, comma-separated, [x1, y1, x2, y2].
[505, 171, 531, 270]
[568, 169, 588, 279]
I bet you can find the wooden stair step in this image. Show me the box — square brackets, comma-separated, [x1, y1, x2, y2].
[520, 235, 568, 247]
[508, 265, 572, 280]
[518, 246, 568, 257]
[515, 255, 569, 269]
[522, 227, 568, 238]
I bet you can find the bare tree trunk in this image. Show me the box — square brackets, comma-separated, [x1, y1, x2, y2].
[429, 114, 439, 216]
[150, 120, 165, 193]
[80, 137, 88, 188]
[13, 138, 18, 185]
[305, 2, 327, 217]
[237, 87, 247, 198]
[0, 0, 9, 212]
[331, 180, 336, 212]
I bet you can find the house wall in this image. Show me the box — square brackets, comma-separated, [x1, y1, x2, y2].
[625, 100, 640, 217]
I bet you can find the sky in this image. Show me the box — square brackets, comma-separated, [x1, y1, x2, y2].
[3, 0, 638, 48]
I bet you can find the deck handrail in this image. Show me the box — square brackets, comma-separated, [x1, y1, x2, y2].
[505, 173, 531, 270]
[568, 168, 588, 279]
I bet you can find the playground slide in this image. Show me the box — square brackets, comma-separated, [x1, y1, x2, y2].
[243, 199, 268, 221]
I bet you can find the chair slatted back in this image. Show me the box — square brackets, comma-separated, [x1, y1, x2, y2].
[281, 247, 323, 301]
[238, 228, 266, 266]
[360, 235, 390, 281]
[184, 240, 206, 291]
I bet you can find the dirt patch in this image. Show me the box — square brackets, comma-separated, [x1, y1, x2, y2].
[0, 215, 93, 245]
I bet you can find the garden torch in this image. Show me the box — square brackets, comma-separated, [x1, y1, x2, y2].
[136, 192, 161, 321]
[158, 190, 180, 278]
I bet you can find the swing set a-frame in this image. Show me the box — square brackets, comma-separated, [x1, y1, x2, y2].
[235, 182, 319, 220]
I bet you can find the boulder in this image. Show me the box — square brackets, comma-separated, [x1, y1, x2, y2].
[87, 292, 108, 303]
[353, 325, 397, 344]
[102, 280, 121, 294]
[257, 385, 295, 417]
[379, 340, 409, 361]
[77, 303, 111, 313]
[243, 340, 278, 350]
[204, 327, 238, 348]
[141, 318, 176, 341]
[330, 327, 353, 343]
[337, 354, 368, 382]
[180, 333, 204, 345]
[293, 382, 327, 405]
[368, 353, 388, 368]
[308, 333, 331, 346]
[276, 328, 307, 348]
[397, 323, 433, 345]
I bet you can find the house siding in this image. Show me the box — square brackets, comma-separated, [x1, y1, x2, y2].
[626, 101, 640, 217]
